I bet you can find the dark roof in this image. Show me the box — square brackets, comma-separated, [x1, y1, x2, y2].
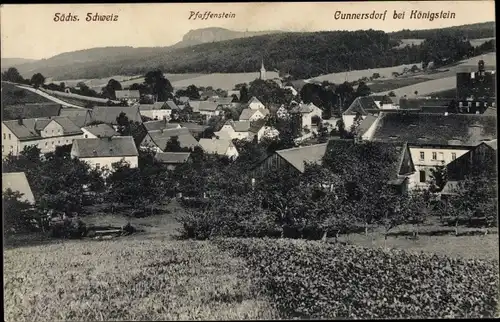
[2, 116, 82, 141]
[198, 101, 219, 112]
[371, 112, 497, 146]
[343, 96, 379, 116]
[165, 101, 180, 110]
[178, 122, 209, 133]
[249, 119, 267, 134]
[146, 128, 199, 151]
[72, 136, 138, 158]
[399, 98, 451, 113]
[324, 139, 414, 181]
[138, 102, 167, 110]
[83, 124, 119, 138]
[91, 106, 142, 124]
[3, 103, 62, 120]
[154, 152, 191, 164]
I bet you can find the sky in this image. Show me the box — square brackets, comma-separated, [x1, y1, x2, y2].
[0, 1, 495, 60]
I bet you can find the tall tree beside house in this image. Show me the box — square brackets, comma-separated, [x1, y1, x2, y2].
[335, 82, 355, 111]
[102, 79, 122, 100]
[350, 112, 364, 134]
[2, 189, 36, 235]
[429, 164, 448, 193]
[30, 73, 46, 89]
[2, 67, 26, 83]
[165, 136, 191, 152]
[355, 81, 371, 97]
[116, 112, 130, 135]
[249, 79, 294, 106]
[144, 69, 173, 101]
[178, 104, 193, 122]
[239, 85, 249, 103]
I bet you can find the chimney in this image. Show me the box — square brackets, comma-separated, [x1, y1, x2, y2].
[17, 118, 23, 125]
[92, 149, 97, 156]
[109, 148, 113, 154]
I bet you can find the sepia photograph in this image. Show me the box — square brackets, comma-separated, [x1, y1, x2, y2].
[1, 1, 498, 320]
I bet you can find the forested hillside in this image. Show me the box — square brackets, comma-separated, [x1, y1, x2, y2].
[6, 22, 496, 81]
[390, 21, 495, 39]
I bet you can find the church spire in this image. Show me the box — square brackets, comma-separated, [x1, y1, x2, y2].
[260, 59, 266, 80]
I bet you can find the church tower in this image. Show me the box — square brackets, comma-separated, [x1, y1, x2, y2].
[260, 59, 266, 80]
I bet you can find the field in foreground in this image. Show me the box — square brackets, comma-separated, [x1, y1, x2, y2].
[4, 209, 499, 321]
[4, 238, 280, 322]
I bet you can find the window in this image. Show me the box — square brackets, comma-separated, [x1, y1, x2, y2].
[452, 153, 457, 160]
[438, 152, 444, 161]
[10, 146, 13, 151]
[432, 152, 437, 160]
[2, 145, 3, 152]
[58, 140, 60, 144]
[419, 170, 426, 183]
[3, 133, 5, 140]
[45, 142, 48, 146]
[96, 163, 101, 169]
[85, 134, 88, 138]
[8, 134, 11, 140]
[52, 141, 54, 145]
[419, 152, 425, 160]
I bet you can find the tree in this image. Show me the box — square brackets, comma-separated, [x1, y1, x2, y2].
[317, 123, 330, 143]
[1, 67, 25, 83]
[429, 163, 448, 193]
[239, 85, 249, 103]
[2, 188, 35, 234]
[388, 91, 396, 97]
[165, 136, 189, 152]
[116, 112, 130, 135]
[102, 79, 122, 100]
[355, 81, 371, 97]
[144, 69, 173, 101]
[30, 73, 46, 88]
[414, 90, 419, 96]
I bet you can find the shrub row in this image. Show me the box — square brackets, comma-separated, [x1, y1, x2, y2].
[215, 238, 499, 319]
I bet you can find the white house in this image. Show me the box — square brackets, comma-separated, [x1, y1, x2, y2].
[342, 96, 397, 130]
[215, 121, 252, 141]
[290, 102, 323, 132]
[71, 136, 139, 174]
[138, 101, 172, 121]
[198, 101, 222, 119]
[115, 90, 140, 106]
[2, 117, 83, 157]
[247, 96, 266, 110]
[82, 124, 119, 139]
[239, 108, 269, 121]
[199, 137, 239, 160]
[368, 112, 497, 191]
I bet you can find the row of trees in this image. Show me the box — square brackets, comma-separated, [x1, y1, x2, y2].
[2, 67, 46, 88]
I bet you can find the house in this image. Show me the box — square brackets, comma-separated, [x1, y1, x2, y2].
[3, 103, 62, 120]
[2, 117, 83, 157]
[71, 136, 139, 172]
[446, 139, 497, 182]
[199, 137, 239, 159]
[215, 119, 278, 142]
[342, 96, 393, 130]
[247, 96, 266, 110]
[188, 101, 202, 113]
[143, 120, 181, 132]
[456, 61, 496, 102]
[59, 108, 93, 128]
[290, 102, 323, 131]
[2, 172, 35, 204]
[82, 124, 119, 139]
[115, 90, 141, 106]
[368, 112, 497, 190]
[252, 143, 329, 176]
[140, 127, 199, 152]
[154, 152, 191, 170]
[198, 101, 222, 119]
[398, 98, 450, 114]
[215, 120, 252, 141]
[91, 106, 143, 126]
[239, 108, 269, 122]
[138, 102, 172, 121]
[208, 97, 234, 109]
[178, 122, 209, 139]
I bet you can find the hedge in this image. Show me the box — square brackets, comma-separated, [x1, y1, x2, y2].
[216, 238, 499, 319]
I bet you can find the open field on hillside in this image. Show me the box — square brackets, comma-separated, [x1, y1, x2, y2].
[373, 76, 456, 96]
[1, 82, 52, 105]
[171, 72, 280, 91]
[367, 77, 430, 93]
[308, 63, 418, 84]
[469, 37, 496, 47]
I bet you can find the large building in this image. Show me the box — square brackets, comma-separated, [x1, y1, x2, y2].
[456, 60, 496, 108]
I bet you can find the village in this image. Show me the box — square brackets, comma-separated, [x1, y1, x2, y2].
[1, 6, 498, 320]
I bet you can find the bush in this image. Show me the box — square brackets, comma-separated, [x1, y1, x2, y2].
[49, 217, 87, 239]
[216, 238, 499, 319]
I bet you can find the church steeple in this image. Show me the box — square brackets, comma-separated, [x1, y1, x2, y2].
[260, 59, 266, 80]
